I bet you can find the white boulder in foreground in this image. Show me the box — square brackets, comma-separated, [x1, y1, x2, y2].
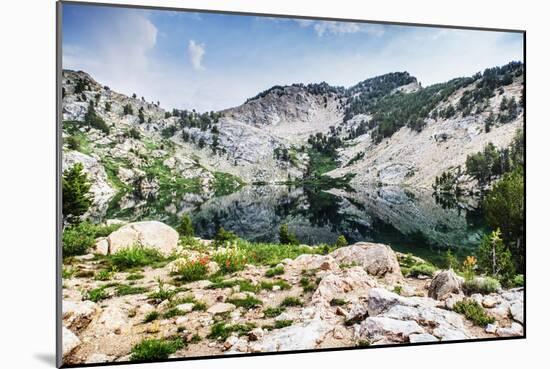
[97, 221, 179, 255]
[330, 242, 402, 282]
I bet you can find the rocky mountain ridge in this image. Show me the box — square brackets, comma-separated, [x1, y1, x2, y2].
[61, 62, 524, 222]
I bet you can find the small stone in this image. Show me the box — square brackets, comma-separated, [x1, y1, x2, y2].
[485, 323, 498, 334]
[482, 297, 498, 308]
[175, 316, 188, 325]
[248, 328, 264, 341]
[207, 303, 236, 315]
[175, 303, 194, 313]
[223, 335, 239, 350]
[333, 326, 346, 339]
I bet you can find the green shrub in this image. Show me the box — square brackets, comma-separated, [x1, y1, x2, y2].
[476, 229, 516, 284]
[265, 265, 285, 277]
[62, 267, 75, 279]
[335, 235, 348, 248]
[511, 274, 524, 287]
[162, 308, 187, 319]
[62, 162, 93, 224]
[212, 246, 248, 274]
[274, 320, 293, 329]
[264, 306, 285, 318]
[84, 286, 109, 302]
[227, 295, 262, 309]
[213, 227, 238, 247]
[62, 221, 122, 257]
[130, 337, 184, 361]
[143, 311, 159, 323]
[62, 223, 96, 257]
[208, 322, 256, 341]
[109, 245, 165, 270]
[148, 278, 177, 301]
[126, 273, 144, 280]
[300, 277, 316, 292]
[172, 257, 209, 282]
[94, 269, 115, 281]
[177, 214, 194, 237]
[279, 223, 299, 245]
[463, 276, 501, 295]
[260, 280, 291, 291]
[402, 263, 438, 277]
[453, 300, 495, 326]
[280, 296, 303, 307]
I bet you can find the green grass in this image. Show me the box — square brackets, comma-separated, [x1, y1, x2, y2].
[83, 286, 109, 302]
[401, 263, 438, 278]
[171, 259, 209, 282]
[280, 296, 303, 307]
[463, 277, 501, 295]
[62, 221, 122, 257]
[263, 306, 285, 318]
[226, 295, 263, 309]
[115, 284, 148, 296]
[260, 280, 291, 291]
[148, 278, 178, 301]
[274, 320, 293, 329]
[265, 265, 285, 277]
[299, 277, 317, 292]
[130, 337, 184, 361]
[109, 245, 166, 270]
[207, 322, 256, 341]
[143, 311, 160, 323]
[162, 308, 187, 319]
[207, 278, 290, 292]
[453, 300, 495, 326]
[94, 269, 115, 281]
[126, 273, 145, 281]
[62, 267, 75, 279]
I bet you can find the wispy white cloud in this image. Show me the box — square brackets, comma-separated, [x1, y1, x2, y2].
[63, 10, 158, 99]
[296, 19, 385, 37]
[188, 40, 206, 70]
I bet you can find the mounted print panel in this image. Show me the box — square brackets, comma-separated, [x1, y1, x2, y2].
[57, 1, 525, 367]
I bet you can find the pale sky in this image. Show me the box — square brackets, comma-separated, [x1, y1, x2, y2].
[62, 3, 524, 112]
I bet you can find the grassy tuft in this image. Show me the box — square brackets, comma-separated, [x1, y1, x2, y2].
[453, 300, 495, 326]
[207, 322, 256, 341]
[280, 296, 303, 307]
[226, 295, 263, 309]
[143, 311, 160, 323]
[130, 337, 184, 361]
[265, 265, 285, 277]
[109, 245, 166, 270]
[83, 286, 109, 302]
[263, 306, 286, 318]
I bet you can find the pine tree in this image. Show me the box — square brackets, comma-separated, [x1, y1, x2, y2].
[177, 214, 194, 237]
[279, 223, 299, 245]
[477, 229, 515, 282]
[62, 163, 93, 223]
[335, 235, 348, 248]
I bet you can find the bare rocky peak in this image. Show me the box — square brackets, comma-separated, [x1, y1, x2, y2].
[222, 84, 344, 128]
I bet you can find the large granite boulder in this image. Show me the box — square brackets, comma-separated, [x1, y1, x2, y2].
[428, 270, 464, 300]
[102, 221, 179, 255]
[330, 243, 402, 282]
